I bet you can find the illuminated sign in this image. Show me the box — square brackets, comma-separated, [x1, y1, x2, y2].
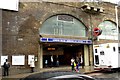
[0, 0, 19, 11]
[40, 38, 92, 44]
[48, 48, 56, 50]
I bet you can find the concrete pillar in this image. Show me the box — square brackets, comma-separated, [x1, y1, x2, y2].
[0, 10, 2, 76]
[84, 45, 89, 66]
[38, 44, 43, 69]
[89, 45, 94, 66]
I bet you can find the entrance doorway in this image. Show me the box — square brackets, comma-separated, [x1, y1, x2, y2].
[39, 14, 89, 68]
[63, 45, 84, 66]
[42, 43, 84, 67]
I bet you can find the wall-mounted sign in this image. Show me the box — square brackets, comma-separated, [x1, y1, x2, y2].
[0, 0, 19, 11]
[1, 56, 8, 66]
[48, 48, 56, 50]
[28, 55, 34, 65]
[93, 27, 102, 36]
[12, 55, 25, 65]
[40, 38, 92, 44]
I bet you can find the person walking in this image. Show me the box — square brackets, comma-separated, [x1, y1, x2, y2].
[80, 55, 84, 69]
[56, 59, 59, 67]
[45, 59, 48, 67]
[3, 59, 10, 76]
[30, 58, 35, 73]
[51, 55, 54, 67]
[71, 57, 75, 71]
[76, 56, 80, 72]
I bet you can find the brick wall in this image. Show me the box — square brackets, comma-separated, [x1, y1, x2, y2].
[1, 2, 119, 74]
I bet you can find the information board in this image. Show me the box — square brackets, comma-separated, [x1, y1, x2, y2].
[12, 55, 25, 65]
[0, 0, 19, 11]
[28, 55, 34, 65]
[1, 56, 8, 65]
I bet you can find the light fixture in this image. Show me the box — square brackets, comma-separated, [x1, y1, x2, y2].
[17, 38, 23, 41]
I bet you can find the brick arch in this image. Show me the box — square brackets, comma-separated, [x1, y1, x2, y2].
[98, 20, 117, 29]
[39, 14, 88, 37]
[40, 13, 88, 29]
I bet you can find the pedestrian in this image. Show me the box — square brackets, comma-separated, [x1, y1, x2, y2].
[3, 59, 10, 76]
[80, 55, 84, 68]
[56, 59, 59, 67]
[45, 60, 48, 67]
[74, 61, 78, 72]
[76, 56, 80, 72]
[30, 58, 35, 73]
[51, 55, 54, 67]
[71, 57, 75, 71]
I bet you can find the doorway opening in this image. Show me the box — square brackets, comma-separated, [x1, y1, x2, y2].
[42, 43, 84, 68]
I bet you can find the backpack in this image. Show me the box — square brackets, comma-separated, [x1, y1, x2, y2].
[4, 62, 10, 68]
[74, 62, 76, 67]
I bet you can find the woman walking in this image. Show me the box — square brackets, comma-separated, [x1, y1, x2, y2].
[30, 58, 35, 73]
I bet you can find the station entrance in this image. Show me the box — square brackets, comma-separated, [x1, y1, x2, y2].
[42, 43, 84, 67]
[39, 14, 93, 68]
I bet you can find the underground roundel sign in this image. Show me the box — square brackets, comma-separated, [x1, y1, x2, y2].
[93, 27, 102, 36]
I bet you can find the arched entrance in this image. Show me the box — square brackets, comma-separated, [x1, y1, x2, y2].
[39, 14, 91, 68]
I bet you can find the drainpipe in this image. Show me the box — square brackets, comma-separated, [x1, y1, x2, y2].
[115, 6, 119, 41]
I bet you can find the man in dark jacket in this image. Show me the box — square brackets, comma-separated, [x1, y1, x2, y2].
[3, 59, 10, 76]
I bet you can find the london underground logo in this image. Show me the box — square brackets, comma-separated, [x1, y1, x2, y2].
[93, 27, 102, 36]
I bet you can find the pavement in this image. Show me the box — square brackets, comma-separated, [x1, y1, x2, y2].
[0, 66, 99, 80]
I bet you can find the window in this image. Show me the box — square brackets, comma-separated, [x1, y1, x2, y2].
[95, 55, 99, 64]
[118, 47, 120, 53]
[100, 51, 104, 55]
[95, 49, 97, 53]
[98, 21, 118, 40]
[39, 15, 87, 37]
[98, 21, 117, 35]
[113, 47, 115, 52]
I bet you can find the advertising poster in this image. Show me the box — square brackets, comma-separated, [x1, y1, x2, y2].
[12, 55, 25, 65]
[28, 55, 34, 65]
[0, 0, 19, 11]
[1, 56, 8, 66]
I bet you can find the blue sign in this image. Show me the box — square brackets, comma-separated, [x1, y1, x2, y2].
[40, 38, 92, 44]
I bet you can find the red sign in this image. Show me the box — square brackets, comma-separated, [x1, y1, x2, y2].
[93, 27, 102, 36]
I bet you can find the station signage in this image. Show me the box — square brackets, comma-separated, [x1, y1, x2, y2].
[40, 38, 92, 44]
[93, 27, 102, 36]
